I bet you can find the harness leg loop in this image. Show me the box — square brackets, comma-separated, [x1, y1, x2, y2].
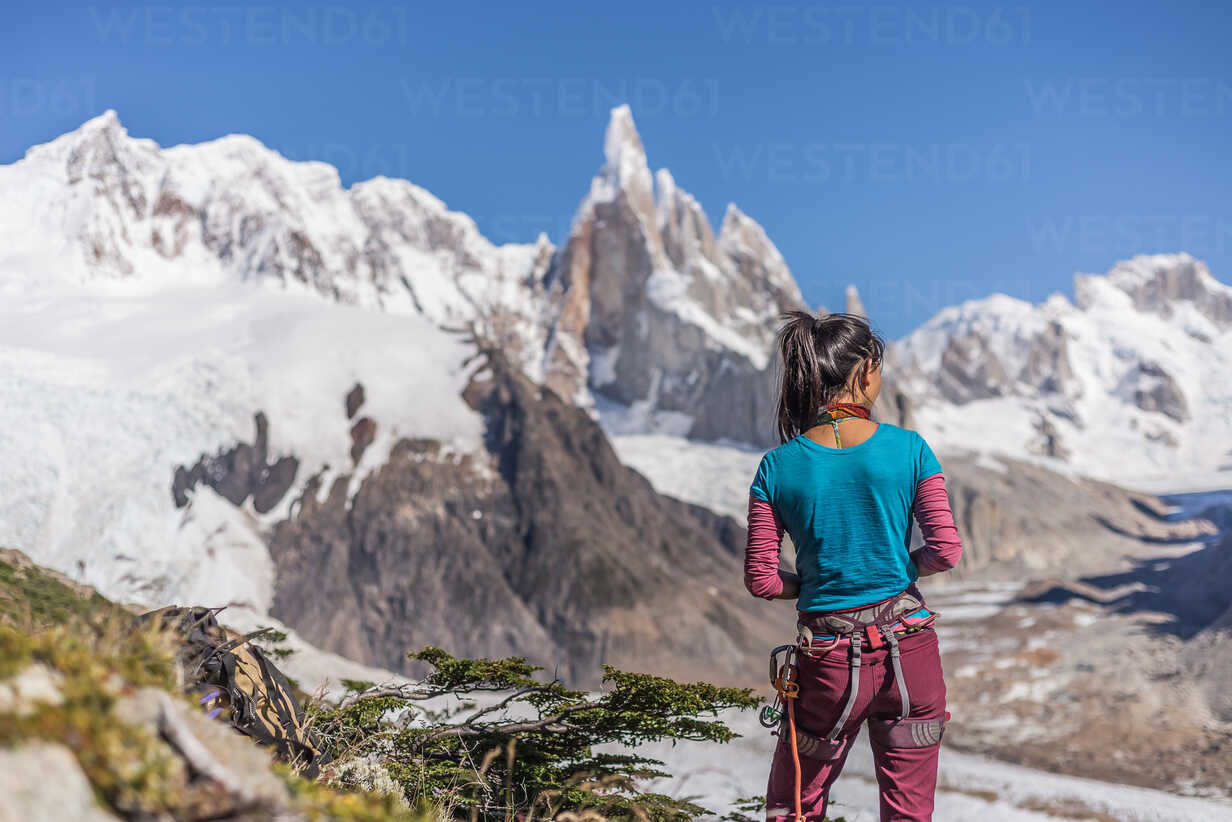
[868, 715, 947, 748]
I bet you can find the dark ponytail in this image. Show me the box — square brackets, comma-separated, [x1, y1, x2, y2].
[773, 311, 885, 444]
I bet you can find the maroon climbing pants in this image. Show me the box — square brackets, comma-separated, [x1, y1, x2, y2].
[765, 628, 947, 822]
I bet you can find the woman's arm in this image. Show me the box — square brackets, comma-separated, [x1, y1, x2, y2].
[910, 473, 963, 576]
[745, 495, 799, 599]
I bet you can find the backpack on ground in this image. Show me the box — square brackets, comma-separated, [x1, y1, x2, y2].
[137, 605, 327, 779]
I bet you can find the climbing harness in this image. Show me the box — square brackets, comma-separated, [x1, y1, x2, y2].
[761, 588, 946, 817]
[813, 402, 871, 449]
[796, 588, 939, 735]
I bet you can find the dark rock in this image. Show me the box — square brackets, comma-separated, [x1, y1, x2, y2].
[253, 456, 299, 514]
[172, 412, 297, 513]
[172, 464, 203, 508]
[349, 417, 377, 464]
[1126, 361, 1189, 423]
[212, 443, 258, 506]
[345, 383, 365, 419]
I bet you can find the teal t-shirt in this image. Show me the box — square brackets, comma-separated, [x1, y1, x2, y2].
[749, 422, 943, 612]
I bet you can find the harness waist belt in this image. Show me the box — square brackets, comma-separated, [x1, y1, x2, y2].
[800, 607, 934, 644]
[791, 587, 941, 739]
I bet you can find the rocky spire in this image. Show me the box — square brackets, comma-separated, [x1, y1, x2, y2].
[598, 105, 653, 197]
[654, 167, 720, 271]
[845, 284, 866, 317]
[539, 110, 816, 446]
[586, 105, 665, 267]
[717, 204, 806, 314]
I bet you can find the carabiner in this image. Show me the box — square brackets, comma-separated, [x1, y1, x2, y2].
[768, 643, 796, 686]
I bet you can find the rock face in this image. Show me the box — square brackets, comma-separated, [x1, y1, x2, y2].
[931, 454, 1217, 579]
[844, 284, 866, 317]
[1123, 361, 1189, 423]
[935, 332, 1010, 404]
[172, 413, 298, 514]
[0, 743, 123, 822]
[344, 383, 365, 420]
[349, 417, 377, 464]
[267, 346, 783, 688]
[541, 106, 809, 447]
[1087, 254, 1232, 328]
[1019, 319, 1076, 396]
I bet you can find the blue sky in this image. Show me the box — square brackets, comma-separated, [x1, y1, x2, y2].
[3, 0, 1230, 337]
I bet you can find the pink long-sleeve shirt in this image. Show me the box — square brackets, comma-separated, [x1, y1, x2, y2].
[744, 472, 962, 600]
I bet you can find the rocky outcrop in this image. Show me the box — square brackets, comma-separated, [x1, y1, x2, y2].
[0, 743, 123, 822]
[1030, 413, 1070, 459]
[349, 417, 377, 464]
[267, 347, 784, 688]
[934, 454, 1217, 579]
[935, 331, 1010, 404]
[344, 383, 365, 419]
[1122, 361, 1190, 422]
[1019, 319, 1077, 396]
[541, 106, 808, 447]
[875, 342, 918, 430]
[172, 413, 298, 514]
[1084, 253, 1232, 328]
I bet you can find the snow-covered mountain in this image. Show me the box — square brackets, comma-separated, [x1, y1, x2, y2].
[0, 105, 806, 448]
[892, 253, 1232, 490]
[0, 108, 556, 379]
